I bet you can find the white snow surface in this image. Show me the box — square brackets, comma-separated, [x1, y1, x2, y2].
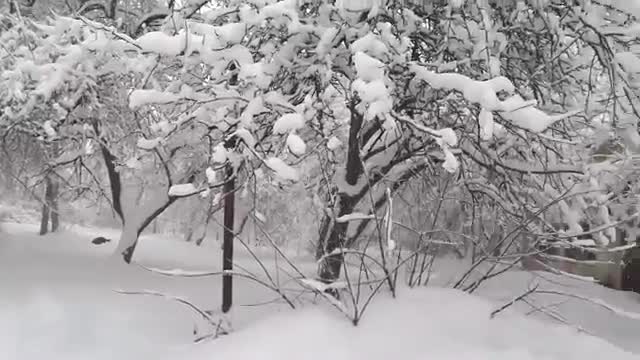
[43, 120, 57, 138]
[212, 143, 228, 163]
[353, 51, 385, 81]
[205, 167, 217, 184]
[336, 212, 375, 223]
[186, 287, 638, 360]
[286, 133, 306, 155]
[265, 157, 299, 181]
[500, 95, 581, 133]
[232, 128, 256, 148]
[478, 108, 494, 140]
[136, 137, 163, 150]
[168, 183, 198, 197]
[136, 31, 184, 56]
[129, 89, 180, 109]
[411, 64, 581, 133]
[0, 222, 639, 360]
[327, 136, 343, 150]
[441, 147, 459, 173]
[273, 113, 304, 134]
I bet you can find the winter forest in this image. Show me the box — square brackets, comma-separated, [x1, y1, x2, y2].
[2, 0, 640, 358]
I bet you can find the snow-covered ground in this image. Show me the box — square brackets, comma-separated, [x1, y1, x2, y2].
[186, 288, 638, 360]
[1, 222, 639, 359]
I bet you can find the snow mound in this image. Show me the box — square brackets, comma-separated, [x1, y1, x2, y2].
[186, 288, 638, 360]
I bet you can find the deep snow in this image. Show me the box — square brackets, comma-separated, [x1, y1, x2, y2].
[1, 222, 639, 359]
[185, 288, 639, 360]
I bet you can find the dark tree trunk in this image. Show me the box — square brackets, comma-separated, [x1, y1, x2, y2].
[39, 201, 50, 235]
[222, 163, 235, 313]
[314, 94, 437, 284]
[39, 176, 54, 235]
[108, 0, 117, 18]
[120, 197, 177, 263]
[50, 177, 59, 232]
[316, 195, 358, 282]
[316, 100, 364, 283]
[622, 245, 640, 293]
[92, 118, 124, 225]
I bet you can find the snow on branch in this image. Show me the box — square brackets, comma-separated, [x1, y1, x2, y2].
[168, 183, 199, 197]
[136, 137, 163, 150]
[129, 89, 181, 109]
[273, 113, 304, 134]
[336, 212, 376, 223]
[410, 63, 515, 111]
[500, 95, 582, 133]
[167, 178, 229, 199]
[264, 157, 299, 181]
[410, 64, 582, 133]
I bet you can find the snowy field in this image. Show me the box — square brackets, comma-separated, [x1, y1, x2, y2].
[1, 222, 640, 360]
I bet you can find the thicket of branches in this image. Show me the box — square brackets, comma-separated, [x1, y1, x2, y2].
[2, 0, 640, 323]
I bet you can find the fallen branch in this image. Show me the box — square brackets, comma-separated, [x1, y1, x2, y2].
[114, 289, 228, 340]
[490, 284, 539, 318]
[137, 264, 296, 309]
[536, 290, 640, 320]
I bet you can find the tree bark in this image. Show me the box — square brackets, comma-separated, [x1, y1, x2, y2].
[316, 195, 357, 282]
[92, 118, 124, 225]
[195, 199, 217, 246]
[38, 178, 51, 236]
[119, 196, 177, 263]
[316, 100, 364, 283]
[108, 0, 117, 18]
[50, 177, 59, 232]
[222, 163, 235, 313]
[622, 245, 640, 293]
[39, 175, 55, 235]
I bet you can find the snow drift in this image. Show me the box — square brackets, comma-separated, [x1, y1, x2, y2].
[186, 287, 638, 360]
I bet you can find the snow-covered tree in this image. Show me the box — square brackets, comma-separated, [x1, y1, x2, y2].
[3, 0, 640, 286]
[120, 0, 601, 281]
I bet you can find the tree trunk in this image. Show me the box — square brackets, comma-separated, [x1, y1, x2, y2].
[184, 227, 194, 242]
[39, 200, 50, 235]
[316, 195, 357, 282]
[622, 245, 640, 293]
[195, 199, 216, 246]
[114, 194, 177, 263]
[50, 177, 59, 232]
[222, 163, 235, 313]
[316, 99, 364, 283]
[39, 175, 53, 235]
[108, 0, 117, 18]
[119, 225, 138, 264]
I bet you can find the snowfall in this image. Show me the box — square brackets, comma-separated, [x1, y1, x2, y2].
[1, 219, 640, 360]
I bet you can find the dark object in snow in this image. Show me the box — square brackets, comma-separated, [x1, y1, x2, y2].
[91, 236, 111, 245]
[621, 245, 640, 294]
[222, 162, 235, 314]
